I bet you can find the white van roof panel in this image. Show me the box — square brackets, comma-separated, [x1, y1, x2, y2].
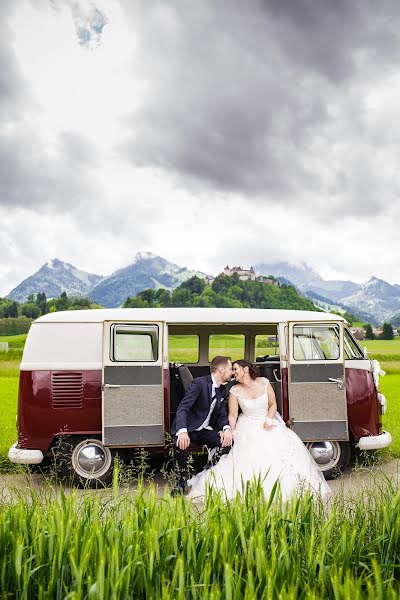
[35, 307, 345, 324]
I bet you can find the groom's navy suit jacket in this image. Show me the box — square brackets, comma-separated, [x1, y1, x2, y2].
[171, 374, 229, 436]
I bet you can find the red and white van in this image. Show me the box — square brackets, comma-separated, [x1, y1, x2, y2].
[8, 308, 391, 486]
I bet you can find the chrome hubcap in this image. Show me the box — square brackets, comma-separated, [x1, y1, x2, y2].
[306, 441, 340, 471]
[72, 440, 112, 479]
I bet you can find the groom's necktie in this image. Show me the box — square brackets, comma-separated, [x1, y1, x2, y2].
[196, 393, 218, 431]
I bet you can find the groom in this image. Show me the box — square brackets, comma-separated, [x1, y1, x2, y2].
[171, 355, 234, 494]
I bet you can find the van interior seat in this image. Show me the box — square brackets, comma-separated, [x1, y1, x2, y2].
[178, 364, 193, 392]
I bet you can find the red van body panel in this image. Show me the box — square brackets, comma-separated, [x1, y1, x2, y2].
[345, 367, 380, 440]
[18, 370, 102, 451]
[17, 365, 381, 453]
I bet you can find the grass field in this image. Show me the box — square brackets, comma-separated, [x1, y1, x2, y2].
[0, 334, 399, 471]
[2, 478, 400, 597]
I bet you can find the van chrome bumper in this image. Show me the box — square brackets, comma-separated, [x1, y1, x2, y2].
[357, 431, 392, 451]
[8, 442, 44, 464]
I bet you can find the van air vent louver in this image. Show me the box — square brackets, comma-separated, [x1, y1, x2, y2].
[51, 372, 83, 409]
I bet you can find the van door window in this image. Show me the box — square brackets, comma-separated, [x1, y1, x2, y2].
[169, 335, 199, 363]
[293, 325, 340, 361]
[208, 334, 245, 362]
[112, 324, 159, 362]
[344, 328, 364, 359]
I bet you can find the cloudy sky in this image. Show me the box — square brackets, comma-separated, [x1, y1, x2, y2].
[1, 0, 400, 296]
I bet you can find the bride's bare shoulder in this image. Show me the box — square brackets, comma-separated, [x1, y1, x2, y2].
[229, 384, 242, 398]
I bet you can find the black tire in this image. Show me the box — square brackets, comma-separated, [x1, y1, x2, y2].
[306, 441, 351, 480]
[55, 435, 115, 488]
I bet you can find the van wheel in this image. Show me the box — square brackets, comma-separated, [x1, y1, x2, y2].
[57, 436, 114, 488]
[306, 441, 351, 480]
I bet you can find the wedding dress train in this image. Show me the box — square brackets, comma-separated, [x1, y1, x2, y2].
[187, 378, 331, 502]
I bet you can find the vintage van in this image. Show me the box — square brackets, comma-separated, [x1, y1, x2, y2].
[8, 308, 391, 486]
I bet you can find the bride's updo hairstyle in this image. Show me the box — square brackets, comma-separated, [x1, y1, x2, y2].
[234, 359, 260, 380]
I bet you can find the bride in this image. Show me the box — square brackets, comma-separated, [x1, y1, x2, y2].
[187, 359, 331, 501]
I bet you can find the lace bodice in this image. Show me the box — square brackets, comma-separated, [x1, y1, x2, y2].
[230, 378, 270, 420]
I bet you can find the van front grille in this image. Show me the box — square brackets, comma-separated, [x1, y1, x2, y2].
[51, 372, 83, 409]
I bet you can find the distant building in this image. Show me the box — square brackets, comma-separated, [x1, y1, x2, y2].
[255, 275, 277, 285]
[350, 327, 365, 341]
[204, 275, 215, 286]
[204, 266, 278, 286]
[223, 265, 256, 281]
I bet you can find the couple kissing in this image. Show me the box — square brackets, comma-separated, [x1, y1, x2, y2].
[171, 356, 331, 501]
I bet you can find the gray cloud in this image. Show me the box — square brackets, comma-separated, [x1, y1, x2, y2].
[0, 2, 31, 121]
[119, 0, 400, 216]
[0, 126, 102, 211]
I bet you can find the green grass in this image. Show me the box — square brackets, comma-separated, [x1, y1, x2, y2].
[0, 375, 19, 472]
[0, 335, 24, 472]
[1, 478, 400, 598]
[362, 340, 400, 457]
[169, 334, 278, 363]
[362, 338, 400, 356]
[0, 333, 27, 344]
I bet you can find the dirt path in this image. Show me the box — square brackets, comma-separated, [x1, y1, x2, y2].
[1, 459, 399, 501]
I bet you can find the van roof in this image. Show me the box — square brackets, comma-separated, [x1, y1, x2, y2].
[34, 307, 346, 324]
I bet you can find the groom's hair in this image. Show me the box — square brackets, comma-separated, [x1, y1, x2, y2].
[210, 355, 231, 372]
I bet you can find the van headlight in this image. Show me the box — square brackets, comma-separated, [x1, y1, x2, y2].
[378, 392, 387, 415]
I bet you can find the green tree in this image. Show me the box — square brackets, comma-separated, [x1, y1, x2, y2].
[180, 276, 205, 295]
[171, 288, 193, 307]
[36, 292, 48, 315]
[381, 323, 394, 340]
[52, 291, 68, 312]
[155, 288, 171, 306]
[4, 301, 18, 318]
[364, 324, 375, 340]
[21, 303, 41, 319]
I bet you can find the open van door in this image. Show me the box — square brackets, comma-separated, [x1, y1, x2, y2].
[287, 321, 348, 442]
[102, 321, 164, 447]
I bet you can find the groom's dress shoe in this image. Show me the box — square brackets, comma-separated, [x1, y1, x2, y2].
[171, 478, 186, 497]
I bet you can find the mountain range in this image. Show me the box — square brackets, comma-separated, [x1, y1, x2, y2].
[6, 253, 206, 309]
[254, 261, 400, 325]
[5, 255, 400, 324]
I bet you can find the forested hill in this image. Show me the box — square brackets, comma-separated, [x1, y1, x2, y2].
[123, 274, 321, 311]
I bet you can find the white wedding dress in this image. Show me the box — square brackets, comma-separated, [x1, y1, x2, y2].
[187, 378, 331, 502]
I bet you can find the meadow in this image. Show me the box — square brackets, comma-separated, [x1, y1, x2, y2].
[1, 476, 400, 598]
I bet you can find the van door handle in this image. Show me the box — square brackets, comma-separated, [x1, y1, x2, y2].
[328, 377, 344, 390]
[273, 368, 282, 383]
[104, 384, 121, 388]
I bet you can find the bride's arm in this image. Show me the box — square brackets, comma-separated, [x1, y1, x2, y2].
[228, 393, 239, 430]
[263, 383, 277, 430]
[267, 383, 277, 419]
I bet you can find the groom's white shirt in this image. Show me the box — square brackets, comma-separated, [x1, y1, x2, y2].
[176, 375, 230, 436]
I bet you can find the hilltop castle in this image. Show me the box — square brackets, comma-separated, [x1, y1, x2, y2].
[205, 266, 277, 286]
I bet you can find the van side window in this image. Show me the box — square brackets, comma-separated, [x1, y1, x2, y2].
[344, 328, 364, 359]
[169, 335, 199, 363]
[293, 325, 340, 361]
[208, 334, 245, 362]
[254, 334, 280, 361]
[112, 324, 158, 362]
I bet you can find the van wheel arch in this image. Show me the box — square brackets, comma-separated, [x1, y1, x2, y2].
[306, 440, 351, 480]
[54, 435, 115, 488]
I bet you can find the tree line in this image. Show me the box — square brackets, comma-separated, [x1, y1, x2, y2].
[364, 322, 397, 340]
[123, 274, 320, 311]
[0, 293, 97, 335]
